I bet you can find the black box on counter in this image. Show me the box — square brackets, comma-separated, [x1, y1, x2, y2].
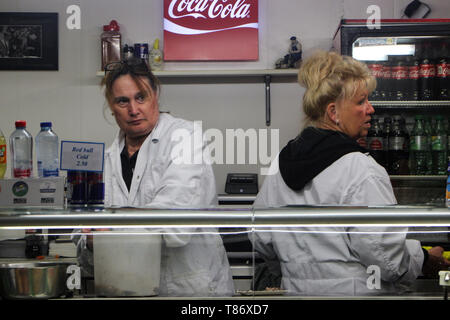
[0, 177, 65, 208]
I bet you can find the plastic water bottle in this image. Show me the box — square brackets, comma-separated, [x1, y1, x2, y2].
[409, 115, 428, 175]
[9, 120, 33, 178]
[36, 122, 59, 177]
[431, 115, 447, 175]
[0, 128, 6, 178]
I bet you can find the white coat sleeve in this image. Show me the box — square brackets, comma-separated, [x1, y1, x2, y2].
[251, 174, 279, 262]
[345, 174, 424, 286]
[144, 125, 218, 248]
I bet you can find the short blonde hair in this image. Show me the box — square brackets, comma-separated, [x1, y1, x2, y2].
[298, 50, 376, 125]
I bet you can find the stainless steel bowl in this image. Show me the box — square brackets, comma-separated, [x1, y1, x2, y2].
[0, 261, 73, 299]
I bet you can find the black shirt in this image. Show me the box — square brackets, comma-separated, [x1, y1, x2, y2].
[120, 146, 139, 192]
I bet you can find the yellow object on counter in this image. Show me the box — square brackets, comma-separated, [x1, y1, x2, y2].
[422, 246, 450, 260]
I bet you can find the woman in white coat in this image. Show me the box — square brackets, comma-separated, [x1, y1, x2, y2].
[253, 51, 449, 296]
[74, 58, 234, 297]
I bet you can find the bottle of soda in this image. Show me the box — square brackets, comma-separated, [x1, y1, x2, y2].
[366, 61, 383, 101]
[388, 116, 408, 174]
[25, 229, 44, 258]
[399, 116, 410, 174]
[367, 116, 386, 167]
[409, 115, 428, 175]
[419, 41, 436, 100]
[447, 159, 450, 207]
[36, 122, 59, 177]
[383, 117, 392, 171]
[400, 116, 410, 154]
[391, 56, 409, 101]
[380, 60, 393, 100]
[9, 120, 33, 178]
[407, 56, 420, 100]
[0, 128, 6, 179]
[436, 40, 449, 100]
[431, 115, 447, 175]
[447, 117, 450, 157]
[424, 116, 433, 175]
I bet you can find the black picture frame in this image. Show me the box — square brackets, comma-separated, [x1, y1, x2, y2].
[0, 12, 58, 70]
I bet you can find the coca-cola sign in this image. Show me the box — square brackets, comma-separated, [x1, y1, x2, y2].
[164, 0, 259, 61]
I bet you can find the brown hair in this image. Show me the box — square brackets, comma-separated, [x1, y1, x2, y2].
[298, 50, 376, 126]
[101, 58, 161, 108]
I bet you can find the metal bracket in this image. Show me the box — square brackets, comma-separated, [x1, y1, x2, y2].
[265, 75, 272, 127]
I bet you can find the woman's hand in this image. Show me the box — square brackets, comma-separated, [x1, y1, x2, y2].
[422, 246, 450, 278]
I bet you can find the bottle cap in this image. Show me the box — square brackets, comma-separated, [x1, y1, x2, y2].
[103, 20, 120, 31]
[40, 122, 52, 128]
[15, 120, 26, 128]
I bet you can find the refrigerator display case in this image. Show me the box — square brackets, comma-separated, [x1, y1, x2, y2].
[333, 19, 450, 204]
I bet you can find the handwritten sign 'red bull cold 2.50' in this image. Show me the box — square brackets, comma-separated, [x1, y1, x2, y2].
[60, 141, 104, 172]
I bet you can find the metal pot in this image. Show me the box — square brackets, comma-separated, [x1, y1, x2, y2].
[0, 261, 73, 299]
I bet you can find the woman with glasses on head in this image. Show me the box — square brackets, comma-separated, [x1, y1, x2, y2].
[253, 51, 449, 296]
[74, 58, 234, 297]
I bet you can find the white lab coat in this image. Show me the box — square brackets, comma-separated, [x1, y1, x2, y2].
[75, 113, 234, 296]
[253, 152, 424, 296]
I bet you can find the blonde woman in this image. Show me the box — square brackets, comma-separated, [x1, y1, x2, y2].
[253, 51, 449, 296]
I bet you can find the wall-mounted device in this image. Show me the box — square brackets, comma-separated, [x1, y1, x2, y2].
[402, 0, 431, 19]
[225, 173, 258, 194]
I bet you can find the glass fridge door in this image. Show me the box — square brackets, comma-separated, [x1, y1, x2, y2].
[351, 35, 450, 102]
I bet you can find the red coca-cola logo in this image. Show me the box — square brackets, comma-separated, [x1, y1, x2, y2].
[164, 0, 259, 60]
[419, 64, 436, 78]
[437, 63, 449, 78]
[168, 0, 251, 21]
[409, 66, 419, 79]
[368, 138, 383, 150]
[382, 66, 392, 79]
[392, 66, 408, 80]
[367, 64, 383, 78]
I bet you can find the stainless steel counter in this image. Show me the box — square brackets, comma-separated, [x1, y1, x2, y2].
[1, 205, 450, 229]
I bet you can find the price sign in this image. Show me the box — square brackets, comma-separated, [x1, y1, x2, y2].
[60, 141, 104, 172]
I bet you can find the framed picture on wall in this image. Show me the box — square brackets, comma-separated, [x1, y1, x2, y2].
[0, 12, 58, 70]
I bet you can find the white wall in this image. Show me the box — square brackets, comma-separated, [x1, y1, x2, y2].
[0, 0, 449, 192]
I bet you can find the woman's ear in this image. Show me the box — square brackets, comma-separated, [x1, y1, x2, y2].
[326, 102, 339, 125]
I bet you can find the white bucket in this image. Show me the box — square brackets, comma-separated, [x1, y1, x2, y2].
[93, 229, 162, 297]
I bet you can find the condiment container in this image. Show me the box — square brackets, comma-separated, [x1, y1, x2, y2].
[93, 229, 161, 297]
[101, 20, 121, 70]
